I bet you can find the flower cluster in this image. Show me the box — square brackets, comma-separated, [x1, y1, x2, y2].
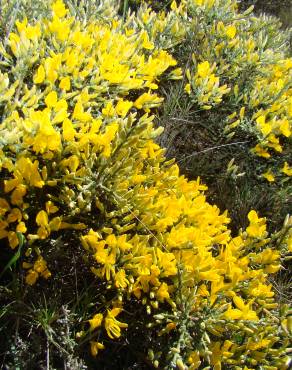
[185, 60, 230, 109]
[164, 0, 292, 181]
[249, 59, 292, 180]
[0, 0, 178, 254]
[0, 1, 291, 369]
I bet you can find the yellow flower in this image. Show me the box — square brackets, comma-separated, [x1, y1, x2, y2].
[253, 144, 270, 158]
[171, 0, 178, 10]
[282, 162, 292, 176]
[134, 93, 163, 110]
[59, 76, 71, 91]
[247, 339, 271, 351]
[4, 178, 20, 193]
[45, 201, 59, 214]
[42, 269, 52, 279]
[15, 17, 28, 33]
[169, 67, 183, 80]
[156, 282, 170, 302]
[0, 198, 10, 211]
[247, 210, 260, 224]
[115, 269, 129, 289]
[197, 284, 210, 297]
[16, 222, 27, 233]
[254, 248, 280, 265]
[90, 341, 105, 357]
[96, 123, 119, 158]
[33, 65, 45, 84]
[61, 155, 79, 172]
[267, 134, 282, 152]
[49, 217, 62, 231]
[7, 208, 22, 223]
[197, 61, 210, 78]
[279, 119, 291, 137]
[239, 107, 245, 119]
[188, 350, 201, 369]
[262, 169, 275, 182]
[52, 0, 68, 18]
[141, 31, 154, 50]
[225, 25, 237, 39]
[37, 226, 49, 240]
[45, 91, 58, 108]
[131, 174, 146, 185]
[25, 269, 39, 285]
[44, 56, 59, 83]
[72, 100, 91, 122]
[264, 264, 281, 273]
[27, 110, 61, 153]
[8, 231, 19, 249]
[104, 308, 128, 339]
[11, 184, 27, 206]
[246, 210, 266, 238]
[115, 100, 133, 118]
[102, 101, 115, 117]
[36, 210, 49, 229]
[15, 157, 45, 188]
[256, 115, 272, 136]
[34, 256, 48, 274]
[89, 313, 103, 331]
[184, 83, 191, 94]
[94, 248, 116, 280]
[223, 296, 258, 321]
[62, 118, 76, 141]
[249, 281, 274, 298]
[156, 249, 177, 276]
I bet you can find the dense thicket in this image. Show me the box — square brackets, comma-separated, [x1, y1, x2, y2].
[0, 1, 291, 369]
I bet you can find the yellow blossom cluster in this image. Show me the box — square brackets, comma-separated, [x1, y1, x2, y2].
[0, 0, 178, 253]
[250, 59, 292, 180]
[185, 60, 230, 109]
[0, 1, 291, 369]
[167, 0, 292, 181]
[23, 255, 51, 285]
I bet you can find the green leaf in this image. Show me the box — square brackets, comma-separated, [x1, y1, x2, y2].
[0, 232, 24, 278]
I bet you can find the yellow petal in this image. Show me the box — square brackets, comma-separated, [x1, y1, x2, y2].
[89, 313, 103, 331]
[62, 118, 76, 141]
[197, 61, 210, 78]
[247, 211, 257, 224]
[224, 308, 242, 320]
[33, 65, 45, 84]
[36, 210, 49, 228]
[45, 91, 58, 108]
[225, 25, 237, 39]
[233, 295, 245, 311]
[262, 170, 275, 182]
[52, 0, 68, 18]
[59, 76, 71, 91]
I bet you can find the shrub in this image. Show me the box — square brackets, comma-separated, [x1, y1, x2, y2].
[147, 0, 292, 230]
[0, 1, 291, 369]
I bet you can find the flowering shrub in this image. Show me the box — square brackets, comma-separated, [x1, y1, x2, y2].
[0, 1, 291, 369]
[148, 0, 292, 183]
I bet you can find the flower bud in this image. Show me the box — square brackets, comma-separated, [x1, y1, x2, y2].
[176, 358, 185, 370]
